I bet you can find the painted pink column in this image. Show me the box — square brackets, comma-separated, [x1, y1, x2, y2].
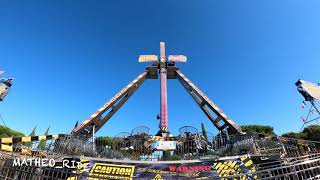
[160, 42, 168, 131]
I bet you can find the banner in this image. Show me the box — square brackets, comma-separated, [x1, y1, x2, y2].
[67, 156, 256, 179]
[138, 55, 158, 62]
[168, 55, 187, 63]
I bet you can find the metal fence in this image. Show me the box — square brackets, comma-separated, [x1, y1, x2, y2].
[230, 154, 320, 179]
[1, 132, 320, 179]
[2, 132, 320, 162]
[212, 133, 320, 158]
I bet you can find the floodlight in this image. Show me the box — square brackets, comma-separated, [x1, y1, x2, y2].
[296, 80, 320, 101]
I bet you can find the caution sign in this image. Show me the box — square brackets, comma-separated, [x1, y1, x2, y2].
[152, 174, 164, 180]
[89, 163, 135, 180]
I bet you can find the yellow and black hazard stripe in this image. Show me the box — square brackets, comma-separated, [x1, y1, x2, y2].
[66, 159, 91, 180]
[0, 144, 31, 154]
[0, 144, 13, 152]
[0, 134, 66, 153]
[79, 159, 90, 172]
[214, 160, 241, 177]
[0, 134, 66, 144]
[240, 156, 257, 179]
[161, 127, 168, 132]
[240, 156, 256, 173]
[213, 156, 257, 179]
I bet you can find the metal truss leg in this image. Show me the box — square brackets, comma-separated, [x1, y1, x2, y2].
[176, 70, 242, 134]
[300, 101, 320, 132]
[73, 71, 148, 137]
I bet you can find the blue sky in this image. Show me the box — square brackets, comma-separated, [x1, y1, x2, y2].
[0, 1, 320, 136]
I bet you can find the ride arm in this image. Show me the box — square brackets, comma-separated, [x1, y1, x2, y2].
[72, 71, 148, 137]
[175, 70, 243, 134]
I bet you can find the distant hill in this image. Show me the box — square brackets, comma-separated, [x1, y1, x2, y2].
[0, 125, 24, 138]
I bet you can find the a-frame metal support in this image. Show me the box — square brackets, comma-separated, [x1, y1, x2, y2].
[176, 70, 243, 134]
[73, 68, 243, 137]
[300, 101, 320, 132]
[72, 71, 148, 138]
[72, 43, 243, 137]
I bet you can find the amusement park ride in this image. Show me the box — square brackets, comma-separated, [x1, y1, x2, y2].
[72, 42, 242, 140]
[1, 43, 320, 179]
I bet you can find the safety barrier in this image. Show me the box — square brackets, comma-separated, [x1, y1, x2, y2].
[1, 133, 319, 161]
[0, 133, 320, 179]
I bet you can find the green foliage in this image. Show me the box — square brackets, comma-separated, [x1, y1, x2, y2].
[302, 125, 320, 141]
[282, 125, 320, 141]
[95, 136, 114, 146]
[282, 132, 307, 139]
[166, 154, 181, 161]
[0, 125, 24, 138]
[162, 151, 181, 161]
[240, 124, 320, 141]
[241, 125, 276, 136]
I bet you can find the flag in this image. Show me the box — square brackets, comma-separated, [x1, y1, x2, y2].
[24, 126, 36, 148]
[37, 126, 50, 150]
[43, 126, 50, 136]
[29, 126, 36, 136]
[201, 123, 208, 141]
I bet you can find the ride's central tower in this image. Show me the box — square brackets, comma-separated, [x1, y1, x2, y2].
[159, 42, 169, 134]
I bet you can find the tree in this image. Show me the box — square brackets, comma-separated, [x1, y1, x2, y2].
[282, 132, 307, 139]
[29, 126, 36, 136]
[240, 125, 276, 136]
[95, 136, 114, 147]
[0, 125, 24, 138]
[302, 125, 320, 141]
[282, 125, 320, 141]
